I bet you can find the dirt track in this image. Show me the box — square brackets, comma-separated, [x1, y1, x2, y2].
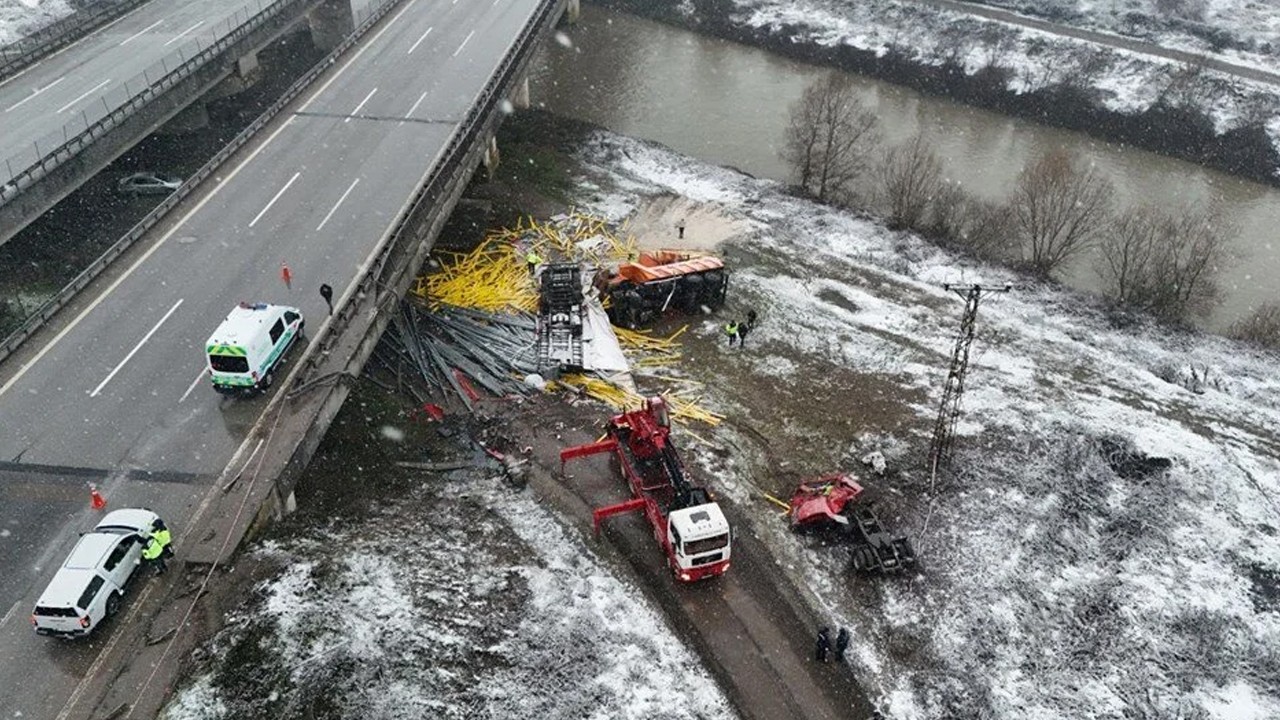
[494, 394, 875, 720]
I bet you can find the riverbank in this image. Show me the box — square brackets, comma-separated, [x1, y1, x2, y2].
[594, 0, 1280, 187]
[532, 109, 1280, 718]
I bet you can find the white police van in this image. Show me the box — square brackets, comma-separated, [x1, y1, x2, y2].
[32, 508, 161, 638]
[206, 302, 304, 395]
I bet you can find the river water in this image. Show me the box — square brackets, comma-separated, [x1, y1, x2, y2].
[528, 5, 1280, 332]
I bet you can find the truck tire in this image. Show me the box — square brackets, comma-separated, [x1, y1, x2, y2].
[700, 270, 724, 305]
[679, 274, 704, 313]
[106, 592, 121, 618]
[852, 546, 876, 574]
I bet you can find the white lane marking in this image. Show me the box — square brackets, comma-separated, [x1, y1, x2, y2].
[5, 76, 64, 112]
[316, 178, 360, 231]
[56, 78, 112, 113]
[402, 90, 429, 124]
[248, 171, 300, 227]
[345, 87, 378, 122]
[297, 0, 417, 113]
[0, 114, 297, 401]
[453, 30, 474, 57]
[407, 26, 433, 54]
[163, 20, 204, 46]
[179, 366, 208, 403]
[90, 298, 183, 397]
[52, 583, 156, 720]
[0, 62, 38, 90]
[118, 18, 164, 46]
[0, 599, 21, 629]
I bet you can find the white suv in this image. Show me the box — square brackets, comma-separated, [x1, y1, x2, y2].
[32, 508, 161, 638]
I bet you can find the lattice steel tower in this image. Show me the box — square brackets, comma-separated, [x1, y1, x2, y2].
[928, 283, 1011, 478]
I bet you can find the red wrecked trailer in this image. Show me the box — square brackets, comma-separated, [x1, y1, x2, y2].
[561, 397, 731, 582]
[787, 472, 916, 574]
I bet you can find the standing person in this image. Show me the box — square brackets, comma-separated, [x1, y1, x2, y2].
[676, 218, 686, 240]
[142, 532, 167, 575]
[815, 626, 831, 663]
[525, 249, 543, 275]
[152, 518, 173, 559]
[724, 320, 740, 347]
[835, 627, 850, 663]
[746, 309, 758, 328]
[737, 317, 753, 347]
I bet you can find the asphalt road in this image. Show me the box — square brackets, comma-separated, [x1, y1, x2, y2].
[0, 0, 546, 715]
[920, 0, 1280, 88]
[0, 0, 265, 184]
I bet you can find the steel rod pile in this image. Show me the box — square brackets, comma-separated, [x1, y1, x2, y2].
[379, 212, 722, 425]
[556, 374, 723, 427]
[376, 301, 540, 410]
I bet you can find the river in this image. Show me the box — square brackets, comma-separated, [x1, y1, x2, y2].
[528, 4, 1280, 332]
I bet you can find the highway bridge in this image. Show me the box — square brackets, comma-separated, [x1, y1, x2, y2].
[0, 0, 568, 716]
[0, 0, 368, 247]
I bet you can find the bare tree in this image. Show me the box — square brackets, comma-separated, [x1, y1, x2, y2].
[927, 179, 968, 239]
[877, 135, 944, 230]
[781, 74, 880, 204]
[957, 198, 1020, 262]
[1010, 148, 1114, 277]
[1097, 204, 1233, 321]
[978, 24, 1020, 70]
[1229, 303, 1280, 350]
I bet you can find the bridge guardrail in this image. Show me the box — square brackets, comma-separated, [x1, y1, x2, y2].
[0, 0, 407, 368]
[301, 0, 563, 380]
[1, 0, 301, 204]
[0, 0, 153, 81]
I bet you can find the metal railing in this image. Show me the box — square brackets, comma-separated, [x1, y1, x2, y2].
[299, 0, 563, 381]
[0, 0, 304, 204]
[0, 0, 152, 81]
[0, 0, 408, 367]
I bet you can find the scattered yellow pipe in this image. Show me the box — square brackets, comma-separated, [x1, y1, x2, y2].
[763, 493, 792, 512]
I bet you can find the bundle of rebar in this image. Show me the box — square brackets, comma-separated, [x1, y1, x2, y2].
[375, 301, 538, 410]
[383, 212, 723, 424]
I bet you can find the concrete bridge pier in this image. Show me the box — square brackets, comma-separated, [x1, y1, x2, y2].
[511, 75, 530, 110]
[309, 0, 356, 53]
[565, 0, 579, 23]
[483, 135, 501, 178]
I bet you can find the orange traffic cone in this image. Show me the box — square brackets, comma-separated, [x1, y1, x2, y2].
[89, 484, 106, 511]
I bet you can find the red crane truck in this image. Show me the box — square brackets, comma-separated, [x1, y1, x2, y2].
[560, 397, 732, 582]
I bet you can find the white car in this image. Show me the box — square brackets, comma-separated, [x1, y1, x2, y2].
[31, 508, 161, 638]
[116, 171, 181, 196]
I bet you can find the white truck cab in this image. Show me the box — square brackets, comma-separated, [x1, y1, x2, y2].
[32, 508, 161, 638]
[667, 502, 731, 582]
[206, 302, 304, 395]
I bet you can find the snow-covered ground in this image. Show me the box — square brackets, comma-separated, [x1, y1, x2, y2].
[573, 130, 1280, 718]
[721, 0, 1280, 166]
[159, 470, 737, 719]
[0, 0, 72, 46]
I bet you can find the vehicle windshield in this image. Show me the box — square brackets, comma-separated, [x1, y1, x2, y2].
[684, 533, 729, 556]
[209, 354, 249, 373]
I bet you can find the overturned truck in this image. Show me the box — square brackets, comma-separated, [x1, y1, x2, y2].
[604, 250, 729, 329]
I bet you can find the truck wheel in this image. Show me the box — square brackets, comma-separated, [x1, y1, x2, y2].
[700, 271, 724, 303]
[679, 274, 704, 313]
[106, 593, 120, 618]
[852, 546, 875, 574]
[261, 371, 274, 390]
